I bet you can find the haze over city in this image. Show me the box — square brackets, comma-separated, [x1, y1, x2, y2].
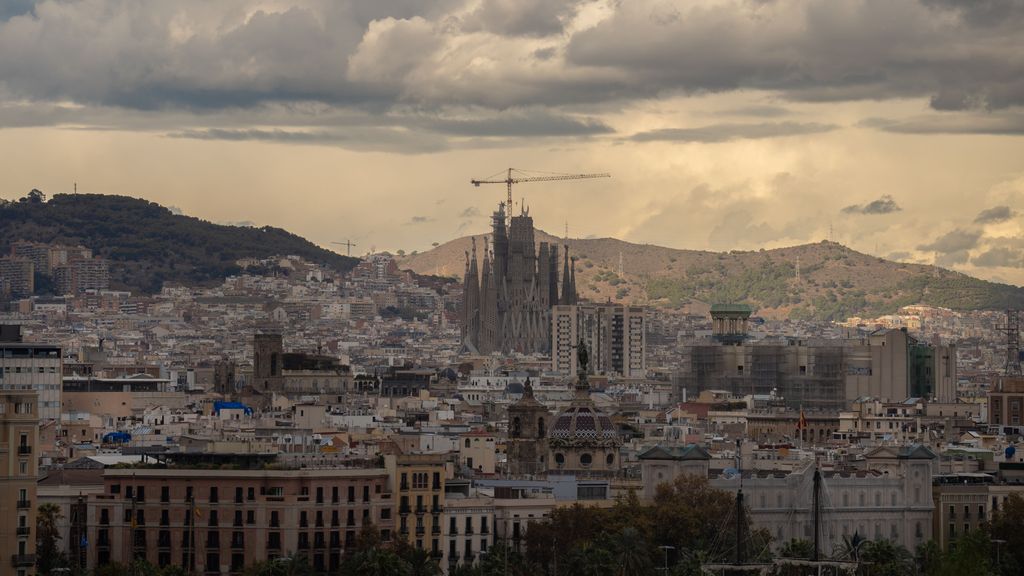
[4, 3, 1024, 576]
[1, 1, 1023, 282]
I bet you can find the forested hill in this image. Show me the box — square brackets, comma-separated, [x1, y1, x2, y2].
[0, 193, 358, 293]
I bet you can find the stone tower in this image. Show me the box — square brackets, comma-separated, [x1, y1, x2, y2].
[506, 378, 551, 477]
[253, 333, 283, 391]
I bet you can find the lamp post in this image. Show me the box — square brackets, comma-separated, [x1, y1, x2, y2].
[658, 545, 675, 575]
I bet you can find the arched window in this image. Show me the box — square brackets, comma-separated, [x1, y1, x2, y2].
[465, 438, 471, 448]
[511, 417, 522, 438]
[554, 453, 565, 466]
[606, 453, 614, 465]
[537, 417, 546, 438]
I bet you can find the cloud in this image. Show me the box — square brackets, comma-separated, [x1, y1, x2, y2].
[973, 247, 1024, 268]
[974, 205, 1016, 224]
[458, 207, 481, 218]
[407, 215, 433, 225]
[886, 251, 912, 262]
[935, 249, 970, 267]
[630, 122, 836, 143]
[2, 0, 1023, 120]
[862, 113, 1024, 135]
[841, 195, 902, 215]
[917, 228, 983, 253]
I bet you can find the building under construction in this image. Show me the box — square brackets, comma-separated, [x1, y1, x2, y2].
[461, 202, 576, 354]
[675, 329, 955, 412]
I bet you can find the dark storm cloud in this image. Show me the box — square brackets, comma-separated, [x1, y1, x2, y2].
[973, 247, 1024, 268]
[2, 0, 1024, 141]
[974, 206, 1016, 224]
[841, 195, 901, 215]
[630, 122, 836, 142]
[462, 0, 577, 37]
[170, 128, 449, 154]
[917, 228, 983, 253]
[862, 114, 1024, 135]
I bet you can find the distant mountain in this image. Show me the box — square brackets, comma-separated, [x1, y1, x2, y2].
[398, 231, 1024, 321]
[0, 193, 358, 294]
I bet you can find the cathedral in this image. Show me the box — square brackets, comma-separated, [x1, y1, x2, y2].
[461, 202, 576, 355]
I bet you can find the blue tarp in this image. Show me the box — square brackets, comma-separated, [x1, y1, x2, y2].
[102, 431, 132, 443]
[213, 401, 253, 416]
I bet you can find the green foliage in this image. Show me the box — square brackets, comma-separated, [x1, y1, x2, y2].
[524, 478, 759, 576]
[778, 538, 813, 559]
[989, 493, 1024, 575]
[37, 502, 68, 575]
[0, 194, 359, 293]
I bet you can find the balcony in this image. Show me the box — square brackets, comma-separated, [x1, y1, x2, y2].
[431, 526, 441, 535]
[415, 506, 426, 515]
[416, 527, 425, 536]
[16, 526, 30, 536]
[17, 445, 31, 455]
[431, 505, 442, 514]
[399, 505, 411, 515]
[232, 538, 245, 549]
[12, 554, 36, 567]
[16, 500, 30, 509]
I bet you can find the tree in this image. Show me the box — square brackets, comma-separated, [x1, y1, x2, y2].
[36, 502, 68, 575]
[858, 539, 913, 576]
[21, 189, 46, 203]
[778, 539, 813, 559]
[345, 547, 412, 576]
[612, 527, 654, 576]
[989, 493, 1024, 575]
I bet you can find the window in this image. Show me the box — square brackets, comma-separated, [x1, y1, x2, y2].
[161, 486, 170, 503]
[210, 487, 218, 503]
[580, 453, 593, 466]
[235, 487, 243, 503]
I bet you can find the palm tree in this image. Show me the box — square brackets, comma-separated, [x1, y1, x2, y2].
[834, 532, 867, 563]
[36, 502, 68, 575]
[613, 527, 653, 576]
[859, 540, 913, 576]
[405, 547, 441, 576]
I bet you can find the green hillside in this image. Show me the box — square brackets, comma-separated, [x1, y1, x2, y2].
[0, 192, 358, 293]
[399, 232, 1024, 321]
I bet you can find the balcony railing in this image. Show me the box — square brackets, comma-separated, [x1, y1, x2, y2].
[16, 526, 30, 536]
[16, 500, 30, 509]
[17, 445, 32, 455]
[12, 554, 36, 567]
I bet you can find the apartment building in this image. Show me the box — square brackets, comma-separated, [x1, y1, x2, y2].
[1, 326, 62, 421]
[90, 464, 393, 574]
[386, 451, 447, 558]
[552, 303, 646, 378]
[1, 390, 39, 576]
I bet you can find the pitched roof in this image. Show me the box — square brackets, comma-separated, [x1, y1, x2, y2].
[638, 444, 710, 461]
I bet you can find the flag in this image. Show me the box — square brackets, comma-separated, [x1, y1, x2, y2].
[796, 408, 807, 432]
[194, 507, 202, 519]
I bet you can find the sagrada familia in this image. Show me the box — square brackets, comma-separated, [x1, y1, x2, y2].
[461, 202, 577, 354]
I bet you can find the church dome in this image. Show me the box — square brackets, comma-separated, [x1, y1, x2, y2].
[549, 405, 619, 444]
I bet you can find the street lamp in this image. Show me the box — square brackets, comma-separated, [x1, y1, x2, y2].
[658, 545, 675, 575]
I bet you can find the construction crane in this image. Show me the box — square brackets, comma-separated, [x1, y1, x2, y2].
[332, 240, 358, 256]
[471, 168, 610, 208]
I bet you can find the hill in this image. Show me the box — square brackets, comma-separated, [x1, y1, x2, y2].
[0, 193, 359, 293]
[398, 230, 1024, 321]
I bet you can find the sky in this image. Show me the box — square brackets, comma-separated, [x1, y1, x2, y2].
[1, 1, 1024, 282]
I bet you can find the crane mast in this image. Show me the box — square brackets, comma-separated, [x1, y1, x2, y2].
[471, 167, 610, 208]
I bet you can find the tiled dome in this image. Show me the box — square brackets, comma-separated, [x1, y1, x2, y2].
[549, 405, 618, 442]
